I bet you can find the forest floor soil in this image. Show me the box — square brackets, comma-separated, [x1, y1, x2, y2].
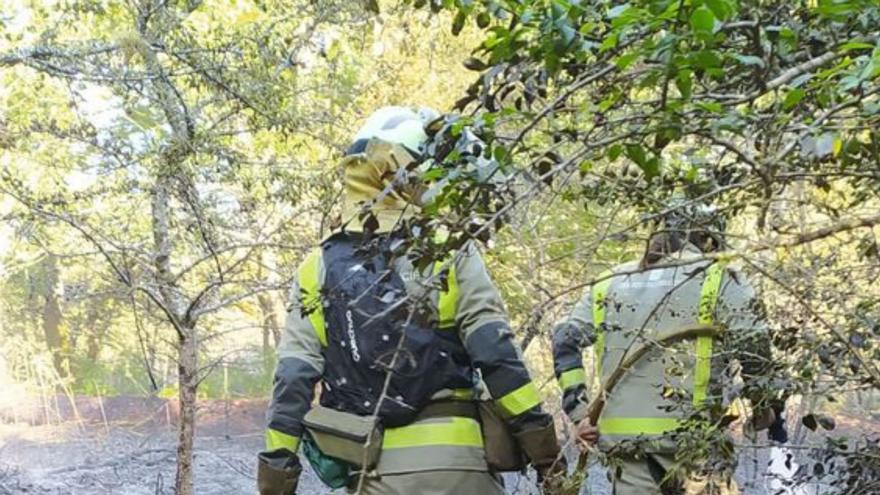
[0, 396, 871, 494]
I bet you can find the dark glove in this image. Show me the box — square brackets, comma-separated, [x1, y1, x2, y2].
[512, 421, 562, 469]
[512, 421, 569, 493]
[257, 449, 302, 495]
[749, 407, 776, 432]
[767, 405, 788, 443]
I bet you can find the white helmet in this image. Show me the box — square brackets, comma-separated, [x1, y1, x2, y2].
[348, 106, 439, 155]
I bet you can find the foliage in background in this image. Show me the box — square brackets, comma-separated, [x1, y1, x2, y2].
[0, 1, 481, 493]
[1, 0, 879, 493]
[399, 0, 880, 492]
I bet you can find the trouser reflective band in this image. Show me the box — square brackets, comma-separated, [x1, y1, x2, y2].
[558, 368, 586, 390]
[383, 417, 484, 449]
[266, 428, 301, 452]
[496, 381, 542, 417]
[598, 417, 680, 435]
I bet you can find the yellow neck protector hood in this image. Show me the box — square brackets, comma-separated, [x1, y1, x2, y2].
[339, 138, 425, 233]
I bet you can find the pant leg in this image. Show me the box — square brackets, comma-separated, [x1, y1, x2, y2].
[612, 454, 666, 495]
[650, 453, 739, 495]
[355, 470, 504, 495]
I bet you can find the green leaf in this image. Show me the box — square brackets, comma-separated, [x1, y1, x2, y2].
[733, 54, 765, 68]
[783, 88, 805, 109]
[623, 142, 660, 179]
[816, 2, 858, 17]
[625, 143, 646, 165]
[325, 40, 340, 60]
[476, 12, 490, 29]
[697, 102, 724, 113]
[712, 114, 745, 133]
[579, 22, 596, 35]
[689, 7, 715, 34]
[839, 75, 861, 91]
[463, 57, 487, 71]
[598, 89, 621, 112]
[840, 41, 875, 52]
[691, 50, 722, 69]
[676, 70, 693, 99]
[607, 144, 623, 161]
[599, 32, 620, 52]
[125, 107, 157, 130]
[421, 168, 446, 181]
[615, 52, 639, 70]
[705, 0, 733, 20]
[452, 11, 466, 36]
[559, 24, 578, 46]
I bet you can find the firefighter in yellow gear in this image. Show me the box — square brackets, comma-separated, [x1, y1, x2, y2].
[258, 107, 562, 495]
[553, 201, 782, 495]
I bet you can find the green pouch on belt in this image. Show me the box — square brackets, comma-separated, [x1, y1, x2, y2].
[302, 432, 351, 489]
[302, 406, 384, 469]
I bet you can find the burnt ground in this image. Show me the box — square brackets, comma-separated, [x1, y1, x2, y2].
[0, 396, 867, 494]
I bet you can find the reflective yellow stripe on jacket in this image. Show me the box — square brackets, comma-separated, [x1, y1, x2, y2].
[558, 368, 586, 391]
[299, 249, 327, 346]
[434, 259, 458, 329]
[496, 381, 542, 418]
[591, 270, 615, 381]
[693, 262, 725, 405]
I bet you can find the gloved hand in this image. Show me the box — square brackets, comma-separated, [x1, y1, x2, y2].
[767, 405, 788, 443]
[575, 420, 599, 451]
[749, 407, 776, 432]
[257, 449, 302, 495]
[512, 421, 567, 492]
[513, 421, 562, 469]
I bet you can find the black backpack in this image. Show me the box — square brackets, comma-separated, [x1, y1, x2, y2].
[315, 232, 474, 427]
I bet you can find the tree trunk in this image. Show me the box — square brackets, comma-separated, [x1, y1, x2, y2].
[40, 255, 66, 376]
[256, 248, 281, 355]
[175, 329, 198, 495]
[85, 302, 106, 363]
[152, 176, 196, 494]
[257, 292, 281, 355]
